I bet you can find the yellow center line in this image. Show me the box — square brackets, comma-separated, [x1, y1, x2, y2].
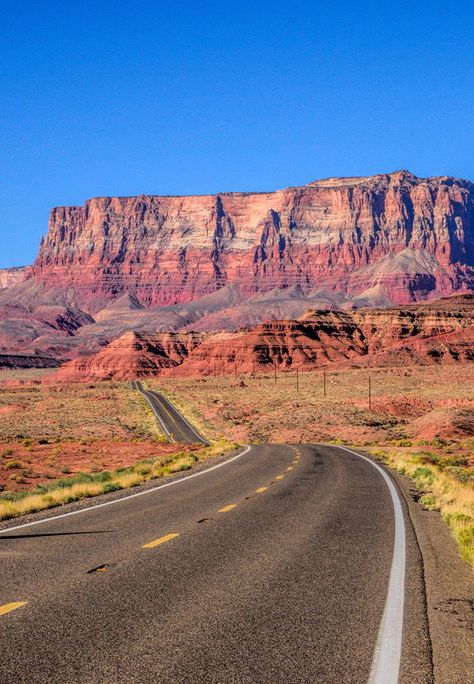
[293, 460, 298, 464]
[154, 396, 178, 426]
[287, 466, 294, 471]
[255, 486, 268, 493]
[142, 532, 180, 549]
[0, 602, 27, 616]
[275, 475, 285, 480]
[219, 504, 238, 513]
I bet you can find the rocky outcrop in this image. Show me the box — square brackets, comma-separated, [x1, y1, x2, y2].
[0, 354, 60, 369]
[0, 267, 28, 289]
[169, 313, 368, 376]
[50, 295, 474, 380]
[172, 296, 474, 375]
[31, 171, 474, 311]
[51, 331, 203, 381]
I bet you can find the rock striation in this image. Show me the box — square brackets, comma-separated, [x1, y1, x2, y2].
[31, 171, 474, 310]
[50, 295, 474, 381]
[2, 170, 474, 363]
[52, 331, 203, 381]
[0, 267, 28, 289]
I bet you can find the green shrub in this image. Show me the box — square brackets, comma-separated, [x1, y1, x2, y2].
[412, 466, 435, 484]
[102, 482, 122, 494]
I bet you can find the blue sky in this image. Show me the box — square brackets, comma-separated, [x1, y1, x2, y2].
[1, 0, 473, 267]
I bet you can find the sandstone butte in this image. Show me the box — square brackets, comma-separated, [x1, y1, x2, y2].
[29, 170, 474, 309]
[50, 295, 474, 382]
[1, 169, 474, 365]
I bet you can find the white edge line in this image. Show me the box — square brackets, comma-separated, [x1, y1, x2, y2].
[0, 446, 252, 536]
[131, 381, 176, 443]
[132, 380, 208, 445]
[152, 390, 209, 445]
[140, 389, 174, 442]
[337, 446, 406, 684]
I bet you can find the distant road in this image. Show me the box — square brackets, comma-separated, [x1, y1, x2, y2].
[130, 380, 208, 444]
[0, 440, 432, 683]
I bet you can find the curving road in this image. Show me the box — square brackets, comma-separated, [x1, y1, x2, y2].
[130, 380, 208, 444]
[0, 440, 432, 683]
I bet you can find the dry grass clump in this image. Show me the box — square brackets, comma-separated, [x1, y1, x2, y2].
[371, 446, 474, 571]
[0, 438, 237, 522]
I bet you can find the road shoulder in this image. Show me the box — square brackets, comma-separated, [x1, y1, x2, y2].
[388, 466, 474, 684]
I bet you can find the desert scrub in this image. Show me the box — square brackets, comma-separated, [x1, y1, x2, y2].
[0, 438, 238, 522]
[370, 446, 474, 571]
[5, 460, 22, 469]
[0, 382, 159, 443]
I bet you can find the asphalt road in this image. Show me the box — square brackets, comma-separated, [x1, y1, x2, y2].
[0, 443, 432, 683]
[130, 380, 208, 444]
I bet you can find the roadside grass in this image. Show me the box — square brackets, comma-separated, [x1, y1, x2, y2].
[0, 438, 238, 522]
[370, 445, 474, 571]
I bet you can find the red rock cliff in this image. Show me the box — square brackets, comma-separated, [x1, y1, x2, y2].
[31, 171, 474, 311]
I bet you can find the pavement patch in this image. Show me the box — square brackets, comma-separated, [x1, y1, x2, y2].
[87, 563, 114, 574]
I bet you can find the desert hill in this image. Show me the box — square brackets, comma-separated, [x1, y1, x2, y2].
[52, 331, 203, 382]
[50, 295, 474, 381]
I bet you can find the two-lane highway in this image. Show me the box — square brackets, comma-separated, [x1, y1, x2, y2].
[0, 442, 432, 683]
[130, 380, 208, 444]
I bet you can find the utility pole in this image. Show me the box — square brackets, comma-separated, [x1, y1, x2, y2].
[368, 374, 372, 410]
[297, 367, 300, 392]
[234, 359, 237, 378]
[323, 369, 326, 398]
[274, 359, 277, 384]
[252, 360, 256, 378]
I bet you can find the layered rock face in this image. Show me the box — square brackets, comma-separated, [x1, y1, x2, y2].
[170, 313, 368, 376]
[0, 267, 28, 289]
[0, 353, 60, 369]
[52, 331, 203, 381]
[51, 295, 474, 380]
[32, 171, 474, 311]
[171, 295, 474, 375]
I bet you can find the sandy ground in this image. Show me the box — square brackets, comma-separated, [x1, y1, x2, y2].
[0, 379, 193, 493]
[153, 365, 474, 446]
